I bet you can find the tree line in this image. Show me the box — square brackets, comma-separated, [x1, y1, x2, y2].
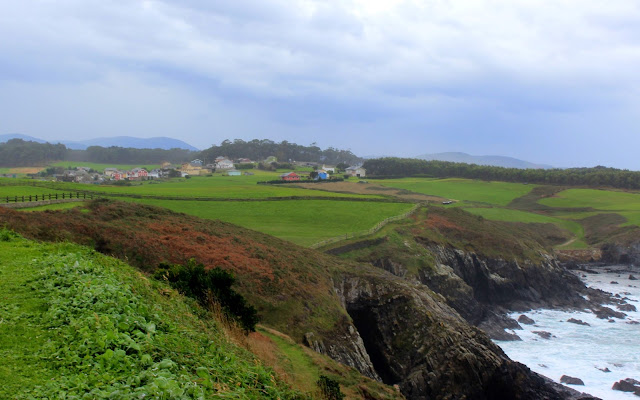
[199, 139, 362, 165]
[0, 139, 68, 167]
[362, 158, 640, 190]
[1, 138, 362, 167]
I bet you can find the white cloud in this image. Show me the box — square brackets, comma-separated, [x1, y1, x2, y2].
[1, 0, 640, 167]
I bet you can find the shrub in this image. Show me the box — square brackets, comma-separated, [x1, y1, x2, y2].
[317, 375, 345, 400]
[155, 259, 259, 331]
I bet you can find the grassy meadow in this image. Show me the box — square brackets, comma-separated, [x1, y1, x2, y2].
[375, 178, 535, 206]
[122, 198, 414, 246]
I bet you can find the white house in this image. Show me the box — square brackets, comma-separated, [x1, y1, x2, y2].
[215, 157, 235, 170]
[345, 166, 366, 178]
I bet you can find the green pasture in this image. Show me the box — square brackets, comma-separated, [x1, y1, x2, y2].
[376, 178, 534, 206]
[463, 207, 587, 248]
[6, 173, 379, 200]
[539, 188, 640, 211]
[121, 198, 414, 246]
[0, 185, 69, 198]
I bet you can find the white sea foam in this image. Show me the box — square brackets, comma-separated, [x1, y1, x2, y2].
[495, 268, 640, 400]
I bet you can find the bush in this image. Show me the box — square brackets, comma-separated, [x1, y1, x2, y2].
[155, 259, 259, 331]
[317, 375, 345, 400]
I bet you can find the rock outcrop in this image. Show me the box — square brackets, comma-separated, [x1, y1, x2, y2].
[332, 269, 594, 399]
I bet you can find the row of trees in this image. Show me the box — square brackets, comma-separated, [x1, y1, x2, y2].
[0, 139, 197, 166]
[199, 139, 362, 165]
[363, 158, 640, 190]
[0, 139, 68, 167]
[72, 146, 196, 164]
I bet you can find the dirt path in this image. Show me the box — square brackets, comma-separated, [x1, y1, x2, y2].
[292, 181, 446, 203]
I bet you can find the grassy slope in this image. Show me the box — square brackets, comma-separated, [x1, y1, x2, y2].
[0, 231, 304, 399]
[0, 201, 354, 342]
[0, 230, 399, 399]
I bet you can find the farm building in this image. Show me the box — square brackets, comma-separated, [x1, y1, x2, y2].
[345, 166, 366, 178]
[280, 172, 300, 181]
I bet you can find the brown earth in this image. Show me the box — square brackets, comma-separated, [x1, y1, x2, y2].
[292, 181, 446, 203]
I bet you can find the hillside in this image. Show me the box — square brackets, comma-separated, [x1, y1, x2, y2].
[0, 200, 597, 399]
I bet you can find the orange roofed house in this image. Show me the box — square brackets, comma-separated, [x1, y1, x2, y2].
[280, 172, 300, 181]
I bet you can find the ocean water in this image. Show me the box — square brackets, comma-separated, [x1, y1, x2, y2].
[496, 268, 640, 400]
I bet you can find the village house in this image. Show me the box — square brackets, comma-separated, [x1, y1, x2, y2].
[280, 172, 300, 181]
[345, 166, 366, 178]
[181, 162, 202, 175]
[128, 168, 149, 181]
[235, 158, 253, 164]
[322, 165, 336, 173]
[215, 157, 235, 170]
[103, 168, 119, 178]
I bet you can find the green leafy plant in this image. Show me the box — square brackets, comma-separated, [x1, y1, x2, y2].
[155, 259, 259, 331]
[317, 375, 345, 400]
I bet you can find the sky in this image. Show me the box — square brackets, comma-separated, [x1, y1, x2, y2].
[1, 1, 640, 169]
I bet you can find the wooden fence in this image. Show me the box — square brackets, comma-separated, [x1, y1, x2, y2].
[3, 192, 94, 203]
[309, 202, 424, 249]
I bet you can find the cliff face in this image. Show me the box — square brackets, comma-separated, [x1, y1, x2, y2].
[331, 269, 592, 400]
[600, 242, 640, 265]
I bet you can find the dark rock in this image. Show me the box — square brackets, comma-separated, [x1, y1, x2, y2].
[593, 306, 626, 319]
[611, 281, 619, 284]
[627, 320, 640, 325]
[518, 314, 536, 325]
[608, 319, 616, 323]
[596, 367, 611, 372]
[335, 273, 582, 399]
[567, 318, 590, 326]
[612, 378, 640, 392]
[533, 331, 553, 339]
[630, 274, 638, 280]
[560, 375, 585, 385]
[618, 303, 637, 312]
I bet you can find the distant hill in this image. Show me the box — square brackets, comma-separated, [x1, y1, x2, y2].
[0, 134, 199, 151]
[416, 152, 552, 169]
[0, 133, 47, 143]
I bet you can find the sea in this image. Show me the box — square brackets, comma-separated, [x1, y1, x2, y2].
[495, 267, 640, 400]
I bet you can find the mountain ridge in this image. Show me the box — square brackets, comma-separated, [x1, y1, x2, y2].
[416, 151, 553, 169]
[0, 133, 199, 151]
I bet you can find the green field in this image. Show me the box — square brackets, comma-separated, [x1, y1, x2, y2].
[463, 207, 587, 248]
[0, 185, 70, 198]
[539, 188, 640, 211]
[376, 178, 535, 206]
[4, 174, 382, 200]
[123, 198, 414, 246]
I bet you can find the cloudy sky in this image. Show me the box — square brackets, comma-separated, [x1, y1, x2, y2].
[1, 1, 640, 169]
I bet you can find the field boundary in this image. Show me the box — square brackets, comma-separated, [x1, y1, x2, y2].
[309, 202, 424, 249]
[0, 198, 88, 209]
